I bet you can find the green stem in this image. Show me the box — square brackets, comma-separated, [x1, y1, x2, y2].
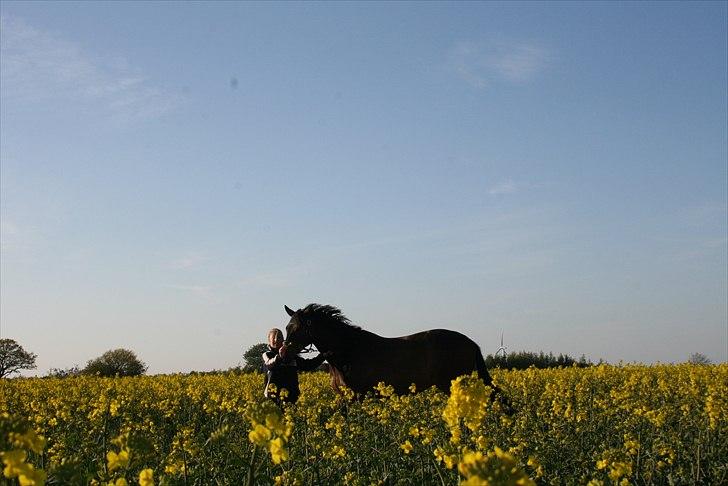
[246, 445, 258, 486]
[433, 458, 447, 486]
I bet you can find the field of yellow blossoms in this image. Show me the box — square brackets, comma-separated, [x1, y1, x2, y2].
[1, 364, 726, 485]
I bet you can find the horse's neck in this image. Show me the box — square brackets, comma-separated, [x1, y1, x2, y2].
[314, 326, 379, 357]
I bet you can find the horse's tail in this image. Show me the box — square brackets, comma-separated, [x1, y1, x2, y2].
[475, 347, 494, 387]
[475, 345, 515, 415]
[328, 365, 346, 396]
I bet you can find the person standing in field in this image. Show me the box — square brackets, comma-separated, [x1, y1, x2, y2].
[263, 328, 328, 403]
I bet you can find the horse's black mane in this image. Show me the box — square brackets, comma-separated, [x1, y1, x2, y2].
[301, 303, 361, 330]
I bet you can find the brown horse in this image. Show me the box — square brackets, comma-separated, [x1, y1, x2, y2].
[282, 303, 506, 401]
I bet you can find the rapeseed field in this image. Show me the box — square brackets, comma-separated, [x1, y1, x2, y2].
[1, 364, 726, 485]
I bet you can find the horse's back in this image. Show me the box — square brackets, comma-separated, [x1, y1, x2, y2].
[400, 328, 476, 344]
[383, 329, 486, 392]
[399, 328, 480, 356]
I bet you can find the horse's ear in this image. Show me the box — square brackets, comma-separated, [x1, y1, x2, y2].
[284, 305, 295, 317]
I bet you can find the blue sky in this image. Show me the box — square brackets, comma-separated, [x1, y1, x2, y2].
[1, 2, 726, 374]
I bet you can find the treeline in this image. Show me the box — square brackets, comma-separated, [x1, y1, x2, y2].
[46, 348, 147, 378]
[484, 351, 596, 370]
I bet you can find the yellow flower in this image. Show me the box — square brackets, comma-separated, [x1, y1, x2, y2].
[164, 458, 187, 476]
[442, 373, 492, 438]
[1, 450, 46, 486]
[10, 430, 47, 454]
[420, 428, 435, 445]
[329, 445, 346, 459]
[608, 462, 632, 481]
[375, 382, 395, 397]
[248, 424, 272, 447]
[2, 449, 28, 478]
[17, 469, 47, 486]
[434, 447, 456, 469]
[624, 440, 639, 456]
[265, 413, 285, 435]
[457, 447, 535, 486]
[458, 450, 486, 476]
[107, 450, 130, 472]
[138, 468, 154, 486]
[461, 478, 488, 486]
[269, 437, 289, 464]
[400, 440, 413, 454]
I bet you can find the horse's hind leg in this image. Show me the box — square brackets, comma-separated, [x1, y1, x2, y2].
[474, 348, 495, 387]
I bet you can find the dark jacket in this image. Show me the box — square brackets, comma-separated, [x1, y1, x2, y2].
[262, 347, 326, 403]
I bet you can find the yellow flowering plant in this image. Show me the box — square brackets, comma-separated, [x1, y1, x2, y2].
[0, 364, 724, 484]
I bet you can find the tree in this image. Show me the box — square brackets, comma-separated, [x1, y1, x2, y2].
[46, 365, 81, 378]
[242, 343, 268, 372]
[0, 339, 38, 378]
[484, 350, 594, 370]
[688, 353, 712, 365]
[82, 349, 147, 377]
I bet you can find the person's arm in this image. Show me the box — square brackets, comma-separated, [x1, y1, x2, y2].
[296, 352, 329, 372]
[262, 350, 282, 370]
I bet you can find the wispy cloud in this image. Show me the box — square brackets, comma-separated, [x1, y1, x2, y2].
[168, 252, 211, 270]
[237, 262, 317, 289]
[238, 273, 295, 289]
[488, 180, 518, 196]
[449, 39, 551, 88]
[163, 284, 215, 299]
[0, 15, 181, 123]
[487, 180, 545, 196]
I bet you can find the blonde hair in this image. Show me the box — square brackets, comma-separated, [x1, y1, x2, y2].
[268, 328, 283, 342]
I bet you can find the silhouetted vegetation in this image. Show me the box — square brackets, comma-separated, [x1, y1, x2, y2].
[46, 365, 81, 378]
[242, 342, 269, 372]
[688, 352, 712, 365]
[82, 349, 147, 377]
[0, 339, 37, 378]
[485, 350, 595, 370]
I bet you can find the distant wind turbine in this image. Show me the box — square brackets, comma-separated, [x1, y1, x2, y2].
[495, 332, 508, 361]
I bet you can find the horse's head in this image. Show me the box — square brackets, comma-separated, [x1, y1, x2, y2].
[283, 305, 314, 354]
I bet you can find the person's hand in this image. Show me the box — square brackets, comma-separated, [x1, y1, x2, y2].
[279, 344, 288, 359]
